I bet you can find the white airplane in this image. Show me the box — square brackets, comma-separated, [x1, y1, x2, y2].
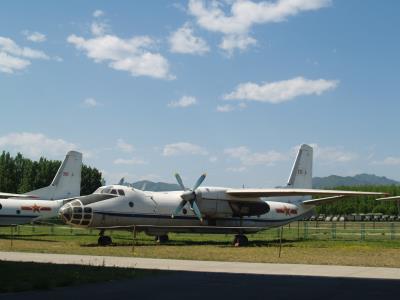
[59, 145, 387, 246]
[0, 151, 82, 226]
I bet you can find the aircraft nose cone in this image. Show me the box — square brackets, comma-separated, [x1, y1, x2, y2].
[59, 205, 72, 223]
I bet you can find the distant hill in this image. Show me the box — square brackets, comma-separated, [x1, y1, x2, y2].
[312, 174, 400, 188]
[126, 174, 400, 191]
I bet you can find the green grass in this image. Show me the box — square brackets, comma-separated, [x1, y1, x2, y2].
[2, 222, 400, 268]
[0, 261, 158, 293]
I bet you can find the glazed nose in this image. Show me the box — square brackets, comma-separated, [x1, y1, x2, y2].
[59, 200, 93, 226]
[59, 205, 73, 223]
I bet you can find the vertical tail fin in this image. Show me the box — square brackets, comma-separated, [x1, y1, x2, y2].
[287, 144, 313, 189]
[24, 151, 82, 200]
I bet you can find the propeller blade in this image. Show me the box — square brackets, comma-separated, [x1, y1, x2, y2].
[175, 173, 186, 191]
[171, 199, 186, 218]
[192, 173, 206, 190]
[190, 200, 203, 222]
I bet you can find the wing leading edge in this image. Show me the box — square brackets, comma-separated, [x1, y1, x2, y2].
[225, 188, 387, 198]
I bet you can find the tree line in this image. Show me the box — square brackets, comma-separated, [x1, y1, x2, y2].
[316, 185, 400, 215]
[0, 151, 103, 196]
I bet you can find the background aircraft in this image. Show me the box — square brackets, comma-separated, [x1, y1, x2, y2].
[59, 145, 386, 246]
[0, 151, 82, 225]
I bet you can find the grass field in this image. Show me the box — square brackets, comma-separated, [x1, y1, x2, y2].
[0, 261, 158, 293]
[1, 222, 400, 268]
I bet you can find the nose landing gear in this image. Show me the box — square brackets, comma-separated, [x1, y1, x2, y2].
[155, 234, 169, 243]
[98, 230, 112, 246]
[233, 234, 248, 247]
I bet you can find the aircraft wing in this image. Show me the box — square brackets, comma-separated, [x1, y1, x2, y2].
[225, 188, 387, 198]
[0, 192, 39, 199]
[376, 196, 400, 201]
[302, 195, 346, 205]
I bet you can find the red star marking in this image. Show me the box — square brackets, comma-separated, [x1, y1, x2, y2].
[283, 206, 291, 216]
[31, 204, 41, 213]
[20, 204, 51, 213]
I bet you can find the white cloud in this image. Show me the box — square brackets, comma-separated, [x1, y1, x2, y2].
[224, 77, 338, 103]
[226, 166, 247, 172]
[82, 97, 101, 107]
[309, 144, 358, 163]
[169, 23, 209, 55]
[113, 157, 147, 165]
[216, 104, 235, 112]
[116, 139, 134, 153]
[93, 10, 105, 18]
[219, 34, 256, 54]
[0, 36, 49, 73]
[24, 31, 47, 43]
[209, 156, 218, 163]
[224, 146, 287, 166]
[91, 21, 110, 36]
[371, 157, 400, 166]
[163, 142, 208, 156]
[188, 0, 331, 52]
[168, 95, 197, 108]
[67, 19, 173, 79]
[0, 52, 30, 73]
[0, 132, 77, 158]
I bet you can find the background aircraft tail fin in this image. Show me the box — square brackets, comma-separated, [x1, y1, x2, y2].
[287, 144, 313, 189]
[24, 151, 82, 200]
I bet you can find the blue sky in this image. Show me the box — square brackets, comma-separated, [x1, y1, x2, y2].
[1, 0, 400, 187]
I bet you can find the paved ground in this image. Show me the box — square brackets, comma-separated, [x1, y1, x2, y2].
[1, 251, 400, 299]
[1, 251, 400, 280]
[1, 271, 400, 300]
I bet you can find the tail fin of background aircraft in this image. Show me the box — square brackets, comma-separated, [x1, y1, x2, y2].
[287, 144, 313, 189]
[24, 151, 82, 200]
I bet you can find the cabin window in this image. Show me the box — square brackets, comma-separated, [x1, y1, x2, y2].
[16, 209, 20, 214]
[118, 189, 125, 196]
[0, 203, 2, 210]
[129, 201, 134, 208]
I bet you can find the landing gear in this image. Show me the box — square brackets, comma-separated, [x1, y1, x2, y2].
[155, 234, 169, 244]
[233, 234, 248, 247]
[98, 230, 112, 246]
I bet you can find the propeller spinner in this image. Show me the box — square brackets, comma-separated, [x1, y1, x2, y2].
[171, 173, 206, 222]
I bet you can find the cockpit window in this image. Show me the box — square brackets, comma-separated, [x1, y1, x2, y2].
[102, 189, 111, 194]
[118, 189, 125, 196]
[110, 189, 117, 195]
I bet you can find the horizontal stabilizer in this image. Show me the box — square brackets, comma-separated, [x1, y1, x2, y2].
[0, 192, 39, 199]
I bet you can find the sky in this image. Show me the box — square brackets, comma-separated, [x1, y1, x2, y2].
[1, 0, 400, 188]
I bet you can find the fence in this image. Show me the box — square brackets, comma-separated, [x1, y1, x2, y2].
[2, 222, 400, 242]
[277, 221, 400, 241]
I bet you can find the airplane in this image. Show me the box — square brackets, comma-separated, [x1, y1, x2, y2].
[0, 151, 82, 226]
[58, 145, 387, 246]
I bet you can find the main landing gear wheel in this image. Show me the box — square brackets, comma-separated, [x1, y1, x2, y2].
[155, 235, 169, 244]
[98, 235, 112, 246]
[233, 234, 248, 247]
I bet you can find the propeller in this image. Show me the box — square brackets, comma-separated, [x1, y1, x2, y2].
[171, 173, 206, 222]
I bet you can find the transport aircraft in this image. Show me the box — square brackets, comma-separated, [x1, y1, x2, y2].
[59, 145, 387, 246]
[0, 151, 82, 225]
